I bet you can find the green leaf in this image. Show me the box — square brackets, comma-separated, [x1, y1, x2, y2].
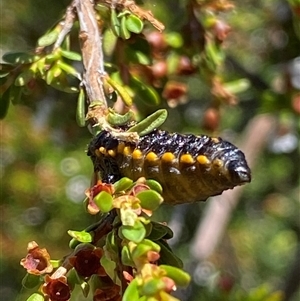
[81, 280, 90, 297]
[121, 245, 135, 266]
[56, 60, 81, 79]
[0, 87, 11, 119]
[121, 220, 146, 243]
[2, 52, 39, 64]
[123, 278, 140, 301]
[93, 191, 113, 213]
[110, 9, 120, 37]
[50, 260, 60, 269]
[127, 109, 168, 136]
[103, 29, 118, 56]
[9, 85, 23, 105]
[159, 265, 191, 287]
[67, 268, 80, 290]
[120, 16, 131, 40]
[100, 255, 117, 280]
[49, 75, 79, 93]
[130, 75, 160, 106]
[156, 240, 183, 268]
[106, 231, 119, 256]
[69, 238, 80, 249]
[22, 274, 41, 289]
[67, 230, 93, 243]
[131, 239, 160, 260]
[113, 177, 134, 193]
[145, 180, 163, 195]
[26, 293, 44, 301]
[14, 69, 35, 86]
[107, 110, 135, 126]
[76, 87, 86, 127]
[38, 30, 59, 47]
[120, 15, 131, 40]
[136, 190, 163, 211]
[147, 222, 173, 241]
[60, 49, 82, 61]
[126, 14, 144, 33]
[106, 77, 132, 106]
[223, 78, 251, 94]
[141, 278, 166, 296]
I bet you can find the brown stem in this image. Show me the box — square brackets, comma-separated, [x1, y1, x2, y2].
[76, 0, 107, 107]
[53, 1, 77, 50]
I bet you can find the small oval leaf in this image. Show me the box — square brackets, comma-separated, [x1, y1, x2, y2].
[127, 109, 168, 136]
[107, 110, 135, 126]
[67, 230, 93, 243]
[156, 240, 183, 268]
[110, 9, 120, 37]
[159, 265, 191, 287]
[141, 278, 166, 296]
[93, 191, 113, 213]
[123, 278, 140, 301]
[130, 75, 160, 106]
[26, 293, 45, 301]
[15, 69, 35, 86]
[56, 60, 81, 79]
[145, 180, 163, 194]
[105, 77, 132, 106]
[2, 52, 39, 64]
[76, 87, 86, 127]
[22, 274, 41, 289]
[136, 190, 163, 211]
[121, 220, 146, 243]
[60, 49, 82, 61]
[125, 14, 144, 34]
[121, 245, 135, 266]
[120, 15, 131, 40]
[147, 222, 173, 241]
[113, 177, 134, 193]
[38, 30, 59, 47]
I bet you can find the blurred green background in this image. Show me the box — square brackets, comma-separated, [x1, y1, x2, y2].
[1, 0, 299, 300]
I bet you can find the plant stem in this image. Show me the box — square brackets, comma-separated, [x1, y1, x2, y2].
[76, 0, 107, 108]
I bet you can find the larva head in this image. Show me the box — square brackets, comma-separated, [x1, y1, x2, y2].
[214, 143, 251, 187]
[226, 158, 251, 185]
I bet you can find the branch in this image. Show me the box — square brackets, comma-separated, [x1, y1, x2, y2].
[76, 0, 107, 107]
[190, 114, 276, 260]
[100, 0, 165, 32]
[53, 1, 77, 50]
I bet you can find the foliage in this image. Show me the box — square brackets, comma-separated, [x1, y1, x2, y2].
[0, 0, 299, 301]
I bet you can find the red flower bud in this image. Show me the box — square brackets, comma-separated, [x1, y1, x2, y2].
[69, 248, 106, 278]
[43, 275, 71, 301]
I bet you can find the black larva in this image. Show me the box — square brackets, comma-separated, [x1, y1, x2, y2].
[87, 130, 251, 205]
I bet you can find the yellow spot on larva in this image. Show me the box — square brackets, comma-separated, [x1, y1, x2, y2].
[99, 147, 106, 155]
[211, 137, 220, 143]
[95, 149, 100, 157]
[132, 149, 143, 160]
[117, 142, 125, 153]
[161, 152, 175, 162]
[123, 146, 132, 156]
[197, 155, 210, 165]
[180, 154, 195, 164]
[145, 152, 158, 162]
[108, 149, 116, 157]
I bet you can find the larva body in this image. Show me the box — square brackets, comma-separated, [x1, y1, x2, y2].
[88, 130, 251, 205]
